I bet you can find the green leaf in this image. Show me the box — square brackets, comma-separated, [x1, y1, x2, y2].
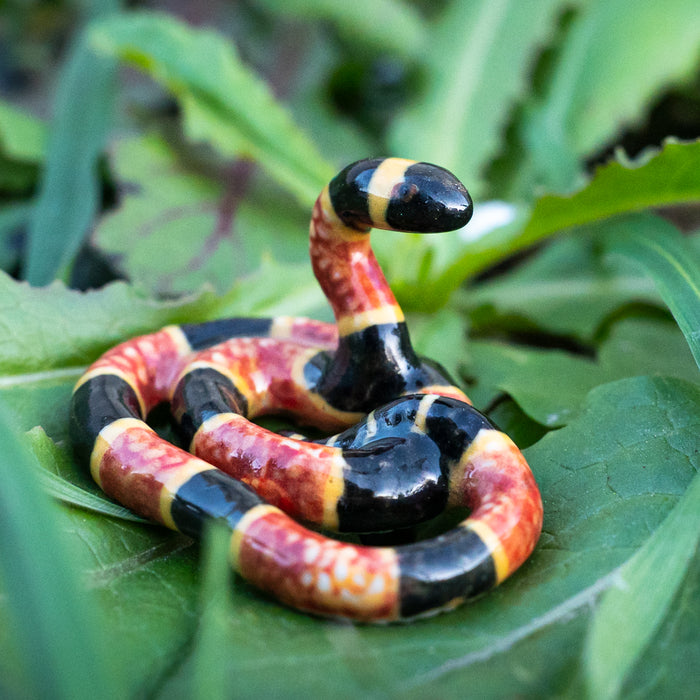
[603, 213, 700, 370]
[618, 553, 700, 697]
[0, 401, 119, 698]
[465, 317, 699, 426]
[0, 271, 223, 375]
[190, 524, 235, 700]
[519, 0, 700, 192]
[373, 139, 699, 311]
[0, 98, 47, 162]
[217, 257, 327, 320]
[389, 0, 566, 196]
[24, 11, 119, 285]
[254, 0, 425, 57]
[0, 260, 327, 441]
[408, 307, 471, 383]
[0, 368, 82, 440]
[584, 469, 700, 699]
[15, 495, 200, 699]
[0, 202, 32, 271]
[93, 134, 310, 296]
[460, 230, 666, 341]
[91, 11, 334, 205]
[27, 428, 149, 523]
[0, 101, 45, 193]
[460, 139, 700, 294]
[521, 139, 700, 244]
[48, 375, 695, 698]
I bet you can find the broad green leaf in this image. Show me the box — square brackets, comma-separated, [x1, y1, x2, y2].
[519, 0, 700, 193]
[24, 7, 120, 285]
[408, 307, 471, 383]
[584, 469, 700, 699]
[39, 376, 699, 698]
[218, 257, 327, 320]
[566, 1, 700, 158]
[0, 368, 81, 439]
[461, 230, 666, 341]
[603, 213, 700, 370]
[0, 271, 223, 374]
[254, 0, 425, 57]
[91, 11, 334, 205]
[521, 139, 700, 245]
[465, 341, 597, 426]
[389, 0, 566, 197]
[485, 398, 548, 449]
[93, 134, 310, 296]
[372, 202, 530, 310]
[0, 98, 47, 162]
[0, 270, 222, 440]
[465, 317, 699, 426]
[0, 401, 119, 698]
[408, 376, 699, 698]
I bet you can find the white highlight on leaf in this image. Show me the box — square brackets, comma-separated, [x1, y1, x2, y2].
[0, 366, 84, 388]
[459, 201, 517, 242]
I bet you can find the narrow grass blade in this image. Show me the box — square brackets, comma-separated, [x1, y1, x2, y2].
[584, 469, 700, 699]
[0, 402, 120, 698]
[604, 214, 700, 371]
[191, 523, 235, 700]
[23, 6, 119, 285]
[37, 468, 149, 523]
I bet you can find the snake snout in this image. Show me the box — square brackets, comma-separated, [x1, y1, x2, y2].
[384, 163, 473, 233]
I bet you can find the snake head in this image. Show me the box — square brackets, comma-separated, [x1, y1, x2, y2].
[328, 157, 473, 233]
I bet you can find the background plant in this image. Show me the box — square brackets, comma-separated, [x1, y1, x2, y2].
[0, 1, 698, 698]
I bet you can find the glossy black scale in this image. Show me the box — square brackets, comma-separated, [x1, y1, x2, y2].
[170, 469, 265, 539]
[69, 375, 142, 464]
[331, 395, 495, 533]
[171, 366, 249, 445]
[385, 162, 473, 233]
[309, 322, 458, 414]
[180, 318, 273, 351]
[397, 527, 497, 618]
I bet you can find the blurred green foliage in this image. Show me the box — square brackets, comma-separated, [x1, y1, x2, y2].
[0, 0, 698, 698]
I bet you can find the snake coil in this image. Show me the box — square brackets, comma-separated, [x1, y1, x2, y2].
[70, 158, 542, 622]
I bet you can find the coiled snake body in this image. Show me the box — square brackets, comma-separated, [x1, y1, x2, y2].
[70, 158, 542, 622]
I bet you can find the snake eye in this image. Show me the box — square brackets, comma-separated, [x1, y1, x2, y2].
[397, 182, 420, 203]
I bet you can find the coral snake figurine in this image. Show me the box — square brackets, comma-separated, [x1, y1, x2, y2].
[70, 158, 543, 622]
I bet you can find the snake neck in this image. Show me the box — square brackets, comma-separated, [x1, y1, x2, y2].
[309, 187, 404, 335]
[309, 186, 419, 411]
[308, 159, 473, 413]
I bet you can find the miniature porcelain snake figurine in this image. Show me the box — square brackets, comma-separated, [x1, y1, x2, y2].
[70, 158, 543, 621]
